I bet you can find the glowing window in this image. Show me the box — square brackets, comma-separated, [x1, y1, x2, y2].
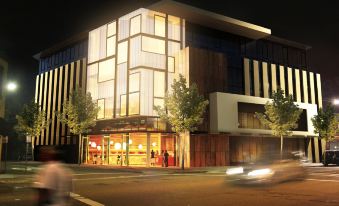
[154, 15, 165, 37]
[98, 58, 115, 82]
[107, 21, 116, 37]
[120, 94, 127, 116]
[154, 98, 164, 109]
[117, 41, 128, 64]
[105, 98, 114, 119]
[130, 15, 141, 36]
[97, 99, 105, 119]
[154, 71, 165, 97]
[142, 36, 165, 54]
[168, 57, 175, 73]
[168, 15, 180, 41]
[88, 25, 107, 63]
[107, 36, 116, 57]
[129, 73, 140, 93]
[129, 92, 140, 115]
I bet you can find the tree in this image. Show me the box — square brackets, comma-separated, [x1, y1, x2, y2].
[154, 74, 209, 169]
[15, 100, 48, 142]
[256, 88, 302, 157]
[311, 104, 337, 144]
[57, 87, 99, 164]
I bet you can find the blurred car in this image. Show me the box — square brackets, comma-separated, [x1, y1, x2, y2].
[323, 150, 339, 166]
[226, 152, 307, 185]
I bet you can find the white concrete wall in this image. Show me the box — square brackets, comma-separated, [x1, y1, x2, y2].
[209, 92, 318, 137]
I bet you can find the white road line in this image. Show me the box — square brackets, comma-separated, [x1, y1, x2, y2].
[73, 174, 167, 181]
[74, 172, 129, 176]
[306, 178, 339, 183]
[71, 192, 105, 206]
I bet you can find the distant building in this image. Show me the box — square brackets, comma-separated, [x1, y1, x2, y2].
[0, 58, 8, 119]
[33, 0, 323, 166]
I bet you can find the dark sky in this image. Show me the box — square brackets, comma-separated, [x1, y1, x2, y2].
[1, 0, 339, 114]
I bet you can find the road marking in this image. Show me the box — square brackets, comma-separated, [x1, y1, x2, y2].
[306, 178, 339, 183]
[74, 172, 129, 176]
[71, 192, 105, 206]
[73, 174, 167, 181]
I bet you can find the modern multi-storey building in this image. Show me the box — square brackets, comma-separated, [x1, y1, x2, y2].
[33, 0, 323, 167]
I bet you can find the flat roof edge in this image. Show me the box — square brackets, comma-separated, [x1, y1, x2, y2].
[149, 0, 271, 39]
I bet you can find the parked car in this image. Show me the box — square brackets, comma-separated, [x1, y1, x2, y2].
[226, 152, 307, 185]
[323, 150, 339, 166]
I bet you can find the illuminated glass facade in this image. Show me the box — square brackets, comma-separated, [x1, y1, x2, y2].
[87, 9, 184, 120]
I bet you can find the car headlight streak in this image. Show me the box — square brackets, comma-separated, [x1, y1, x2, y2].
[247, 168, 273, 177]
[226, 167, 244, 175]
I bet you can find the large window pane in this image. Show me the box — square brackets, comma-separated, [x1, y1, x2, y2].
[107, 21, 116, 37]
[88, 25, 107, 63]
[142, 36, 165, 54]
[120, 94, 127, 116]
[168, 57, 175, 73]
[98, 80, 114, 99]
[129, 72, 140, 93]
[105, 97, 114, 119]
[154, 71, 165, 97]
[154, 98, 164, 114]
[130, 15, 141, 36]
[154, 15, 165, 37]
[168, 15, 180, 41]
[97, 99, 105, 119]
[118, 41, 128, 64]
[107, 36, 116, 57]
[87, 63, 98, 100]
[98, 58, 115, 82]
[129, 92, 140, 115]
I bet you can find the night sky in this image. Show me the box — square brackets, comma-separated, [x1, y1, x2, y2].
[1, 0, 339, 115]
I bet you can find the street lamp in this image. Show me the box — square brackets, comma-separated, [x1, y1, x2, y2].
[6, 82, 17, 92]
[333, 99, 339, 105]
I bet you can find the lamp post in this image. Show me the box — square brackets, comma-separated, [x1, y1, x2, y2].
[1, 81, 18, 173]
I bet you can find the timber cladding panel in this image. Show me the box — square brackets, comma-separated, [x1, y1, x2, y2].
[188, 47, 228, 133]
[190, 134, 230, 167]
[229, 136, 306, 164]
[34, 58, 87, 147]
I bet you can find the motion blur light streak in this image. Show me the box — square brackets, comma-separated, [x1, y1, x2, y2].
[226, 167, 244, 175]
[247, 168, 273, 177]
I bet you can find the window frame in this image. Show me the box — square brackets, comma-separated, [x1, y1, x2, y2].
[97, 98, 105, 119]
[129, 14, 142, 37]
[154, 14, 166, 37]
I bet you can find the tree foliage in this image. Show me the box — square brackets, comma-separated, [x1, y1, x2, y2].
[57, 87, 99, 135]
[311, 104, 337, 142]
[154, 74, 209, 133]
[15, 100, 48, 137]
[256, 88, 303, 137]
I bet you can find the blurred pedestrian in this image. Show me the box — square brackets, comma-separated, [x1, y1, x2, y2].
[33, 146, 73, 206]
[151, 150, 155, 166]
[164, 150, 169, 167]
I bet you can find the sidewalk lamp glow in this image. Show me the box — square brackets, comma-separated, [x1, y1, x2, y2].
[6, 82, 17, 91]
[333, 99, 339, 105]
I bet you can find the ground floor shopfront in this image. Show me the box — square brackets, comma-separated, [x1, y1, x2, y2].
[81, 134, 320, 167]
[83, 133, 177, 167]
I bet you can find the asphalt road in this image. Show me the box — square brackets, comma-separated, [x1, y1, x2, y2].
[2, 163, 339, 206]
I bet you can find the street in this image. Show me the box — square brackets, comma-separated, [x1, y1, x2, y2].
[1, 162, 339, 206]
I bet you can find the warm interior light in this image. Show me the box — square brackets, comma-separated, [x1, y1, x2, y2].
[129, 139, 133, 144]
[110, 141, 114, 145]
[91, 142, 97, 148]
[138, 144, 143, 149]
[123, 142, 127, 150]
[114, 143, 121, 150]
[152, 142, 157, 147]
[333, 99, 339, 105]
[97, 145, 101, 151]
[89, 141, 92, 145]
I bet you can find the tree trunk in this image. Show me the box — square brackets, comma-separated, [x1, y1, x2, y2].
[280, 135, 283, 159]
[78, 133, 82, 165]
[181, 132, 185, 170]
[179, 131, 190, 170]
